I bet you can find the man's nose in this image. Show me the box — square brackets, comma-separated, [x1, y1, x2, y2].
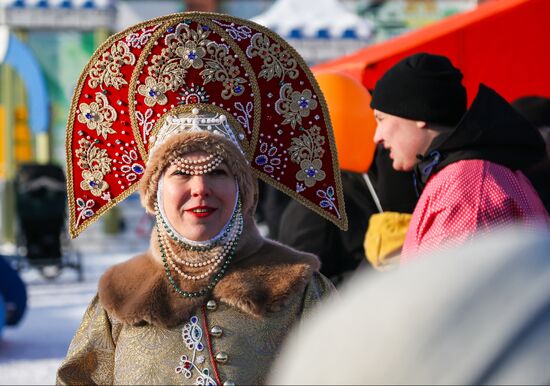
[373, 125, 383, 145]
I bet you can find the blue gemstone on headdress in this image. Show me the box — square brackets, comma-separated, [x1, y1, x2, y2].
[197, 343, 204, 350]
[85, 113, 93, 119]
[234, 85, 242, 93]
[149, 89, 156, 97]
[299, 99, 309, 109]
[202, 25, 209, 31]
[188, 52, 197, 60]
[132, 164, 144, 174]
[167, 27, 175, 33]
[190, 316, 198, 323]
[89, 181, 97, 188]
[255, 155, 268, 166]
[306, 167, 317, 177]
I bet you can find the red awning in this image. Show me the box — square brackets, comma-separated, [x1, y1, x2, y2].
[313, 0, 550, 104]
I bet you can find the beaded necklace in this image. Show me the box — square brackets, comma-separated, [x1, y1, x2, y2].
[156, 199, 244, 298]
[157, 207, 243, 280]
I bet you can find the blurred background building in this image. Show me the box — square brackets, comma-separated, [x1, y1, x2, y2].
[0, 0, 479, 248]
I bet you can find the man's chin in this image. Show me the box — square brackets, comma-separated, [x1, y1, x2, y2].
[392, 159, 413, 172]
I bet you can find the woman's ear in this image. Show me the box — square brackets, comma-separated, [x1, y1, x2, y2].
[416, 120, 427, 129]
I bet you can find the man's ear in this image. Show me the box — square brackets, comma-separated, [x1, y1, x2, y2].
[416, 121, 427, 129]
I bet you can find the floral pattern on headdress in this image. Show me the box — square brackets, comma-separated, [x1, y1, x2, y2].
[77, 93, 117, 139]
[66, 13, 347, 238]
[275, 83, 318, 128]
[88, 41, 136, 90]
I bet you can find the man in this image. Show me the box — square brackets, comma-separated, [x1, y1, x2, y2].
[370, 52, 549, 261]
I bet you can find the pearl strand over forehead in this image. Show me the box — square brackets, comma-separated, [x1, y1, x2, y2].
[170, 154, 224, 176]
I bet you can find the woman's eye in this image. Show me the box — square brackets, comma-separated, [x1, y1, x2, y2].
[172, 170, 190, 176]
[209, 168, 227, 176]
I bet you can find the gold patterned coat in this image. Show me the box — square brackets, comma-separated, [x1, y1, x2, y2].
[56, 225, 335, 385]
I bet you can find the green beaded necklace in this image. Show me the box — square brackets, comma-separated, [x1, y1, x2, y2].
[156, 202, 244, 298]
[156, 205, 236, 252]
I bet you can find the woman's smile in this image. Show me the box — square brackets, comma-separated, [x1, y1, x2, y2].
[185, 205, 218, 218]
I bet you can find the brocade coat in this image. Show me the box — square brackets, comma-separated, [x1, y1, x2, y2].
[56, 225, 334, 385]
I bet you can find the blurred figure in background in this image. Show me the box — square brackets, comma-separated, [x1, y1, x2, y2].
[276, 70, 417, 282]
[277, 168, 374, 285]
[269, 226, 550, 385]
[371, 53, 549, 261]
[256, 180, 290, 239]
[512, 95, 550, 214]
[512, 96, 550, 156]
[277, 145, 418, 283]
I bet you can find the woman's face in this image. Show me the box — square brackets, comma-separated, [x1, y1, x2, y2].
[161, 151, 237, 241]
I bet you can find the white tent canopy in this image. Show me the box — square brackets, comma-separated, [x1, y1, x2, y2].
[0, 0, 115, 29]
[252, 0, 373, 40]
[0, 0, 114, 8]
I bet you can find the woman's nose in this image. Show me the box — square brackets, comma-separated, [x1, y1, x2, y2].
[189, 175, 210, 197]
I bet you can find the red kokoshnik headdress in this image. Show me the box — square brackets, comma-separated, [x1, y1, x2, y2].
[66, 12, 348, 238]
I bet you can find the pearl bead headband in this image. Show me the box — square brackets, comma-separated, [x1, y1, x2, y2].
[169, 154, 224, 176]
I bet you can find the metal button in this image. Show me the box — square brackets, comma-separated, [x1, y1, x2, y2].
[206, 300, 217, 311]
[215, 351, 228, 364]
[223, 381, 235, 386]
[210, 325, 223, 338]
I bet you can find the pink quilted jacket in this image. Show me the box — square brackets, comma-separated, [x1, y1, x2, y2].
[401, 159, 550, 262]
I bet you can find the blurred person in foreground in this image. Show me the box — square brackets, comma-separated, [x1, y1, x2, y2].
[512, 95, 550, 214]
[370, 53, 549, 261]
[55, 12, 348, 385]
[269, 226, 550, 384]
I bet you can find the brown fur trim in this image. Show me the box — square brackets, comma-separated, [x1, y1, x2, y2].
[213, 239, 320, 317]
[98, 221, 320, 328]
[139, 131, 257, 218]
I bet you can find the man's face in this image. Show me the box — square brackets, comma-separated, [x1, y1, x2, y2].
[373, 110, 438, 171]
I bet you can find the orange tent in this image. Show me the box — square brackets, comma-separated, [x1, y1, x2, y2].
[313, 0, 550, 104]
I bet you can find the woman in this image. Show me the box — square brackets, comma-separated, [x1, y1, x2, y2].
[57, 12, 348, 385]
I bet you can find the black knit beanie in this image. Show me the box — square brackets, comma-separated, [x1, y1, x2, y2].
[370, 52, 467, 126]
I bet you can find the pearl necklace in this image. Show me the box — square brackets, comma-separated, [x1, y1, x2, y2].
[156, 200, 244, 297]
[156, 215, 243, 298]
[158, 210, 243, 282]
[161, 213, 242, 268]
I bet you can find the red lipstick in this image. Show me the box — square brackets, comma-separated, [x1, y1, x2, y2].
[186, 206, 217, 218]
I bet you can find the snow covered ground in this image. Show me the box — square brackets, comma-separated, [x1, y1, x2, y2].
[0, 251, 134, 385]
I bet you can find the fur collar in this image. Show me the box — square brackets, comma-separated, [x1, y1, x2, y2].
[98, 222, 320, 328]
